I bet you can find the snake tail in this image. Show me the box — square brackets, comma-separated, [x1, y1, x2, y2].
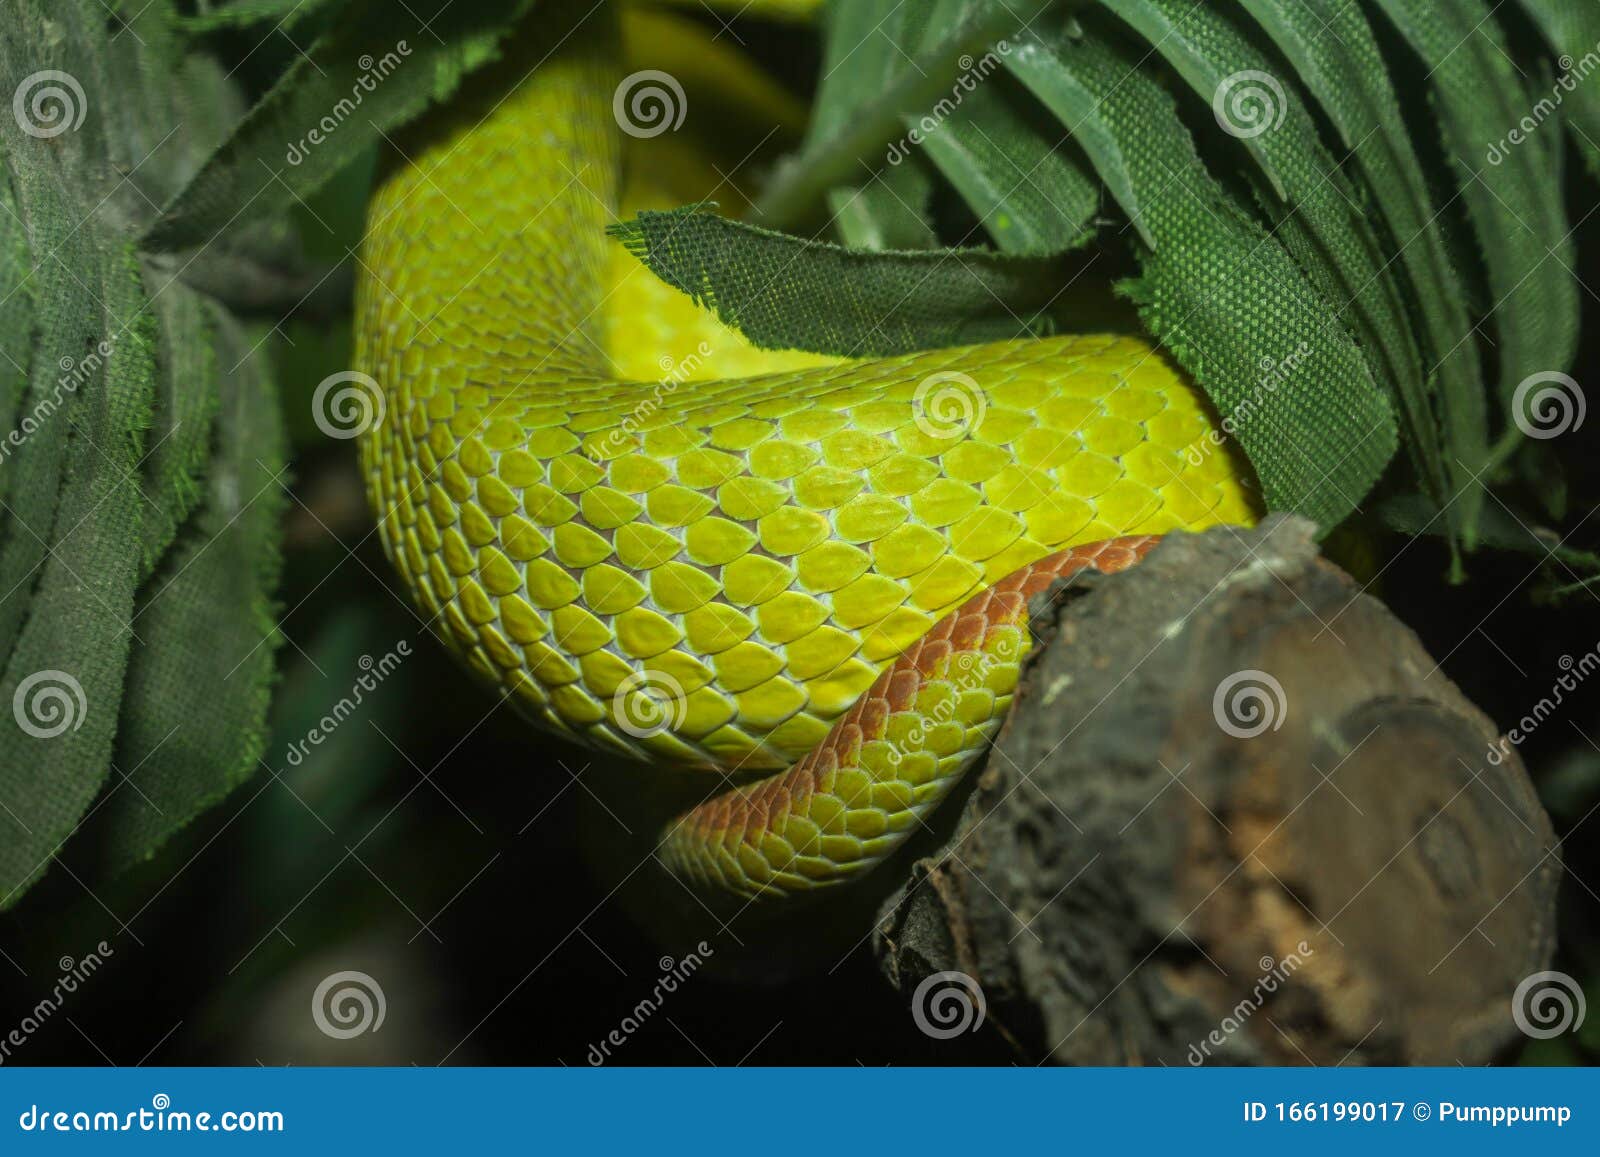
[660, 536, 1157, 897]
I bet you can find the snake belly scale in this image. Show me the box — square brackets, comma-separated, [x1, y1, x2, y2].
[354, 4, 1258, 900]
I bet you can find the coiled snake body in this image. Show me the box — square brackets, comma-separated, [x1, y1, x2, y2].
[354, 5, 1258, 900]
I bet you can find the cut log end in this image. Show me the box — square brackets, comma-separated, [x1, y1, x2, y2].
[875, 516, 1559, 1065]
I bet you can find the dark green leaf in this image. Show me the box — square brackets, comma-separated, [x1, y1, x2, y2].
[915, 74, 1102, 253]
[0, 0, 289, 908]
[1373, 0, 1579, 422]
[1236, 0, 1489, 547]
[177, 0, 347, 34]
[1516, 0, 1600, 177]
[1100, 0, 1439, 520]
[89, 307, 287, 873]
[610, 205, 1082, 356]
[755, 0, 1060, 229]
[827, 159, 941, 251]
[144, 0, 540, 252]
[811, 0, 1099, 253]
[1028, 16, 1397, 526]
[1003, 27, 1152, 248]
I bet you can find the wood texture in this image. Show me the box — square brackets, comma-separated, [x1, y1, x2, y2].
[875, 515, 1559, 1064]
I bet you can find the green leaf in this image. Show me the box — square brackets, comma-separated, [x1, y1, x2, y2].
[610, 205, 1083, 356]
[0, 0, 289, 908]
[1373, 0, 1579, 418]
[1516, 0, 1600, 178]
[1099, 0, 1439, 518]
[0, 4, 153, 904]
[916, 74, 1102, 253]
[1235, 0, 1489, 547]
[138, 286, 220, 576]
[811, 0, 1099, 254]
[1003, 28, 1152, 249]
[755, 0, 1061, 230]
[143, 0, 540, 252]
[1376, 491, 1600, 574]
[0, 175, 35, 517]
[807, 0, 920, 144]
[176, 0, 347, 33]
[87, 307, 287, 874]
[827, 158, 941, 251]
[1097, 0, 1285, 201]
[1017, 15, 1397, 527]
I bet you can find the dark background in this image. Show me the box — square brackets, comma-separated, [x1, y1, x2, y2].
[1, 5, 1596, 1067]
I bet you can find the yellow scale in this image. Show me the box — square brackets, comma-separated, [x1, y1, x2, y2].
[354, 4, 1258, 783]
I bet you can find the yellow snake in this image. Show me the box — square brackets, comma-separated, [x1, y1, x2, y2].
[353, 2, 1259, 900]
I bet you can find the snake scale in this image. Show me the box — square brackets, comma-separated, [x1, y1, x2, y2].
[353, 2, 1259, 900]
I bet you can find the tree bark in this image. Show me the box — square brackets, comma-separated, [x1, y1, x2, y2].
[874, 515, 1560, 1065]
